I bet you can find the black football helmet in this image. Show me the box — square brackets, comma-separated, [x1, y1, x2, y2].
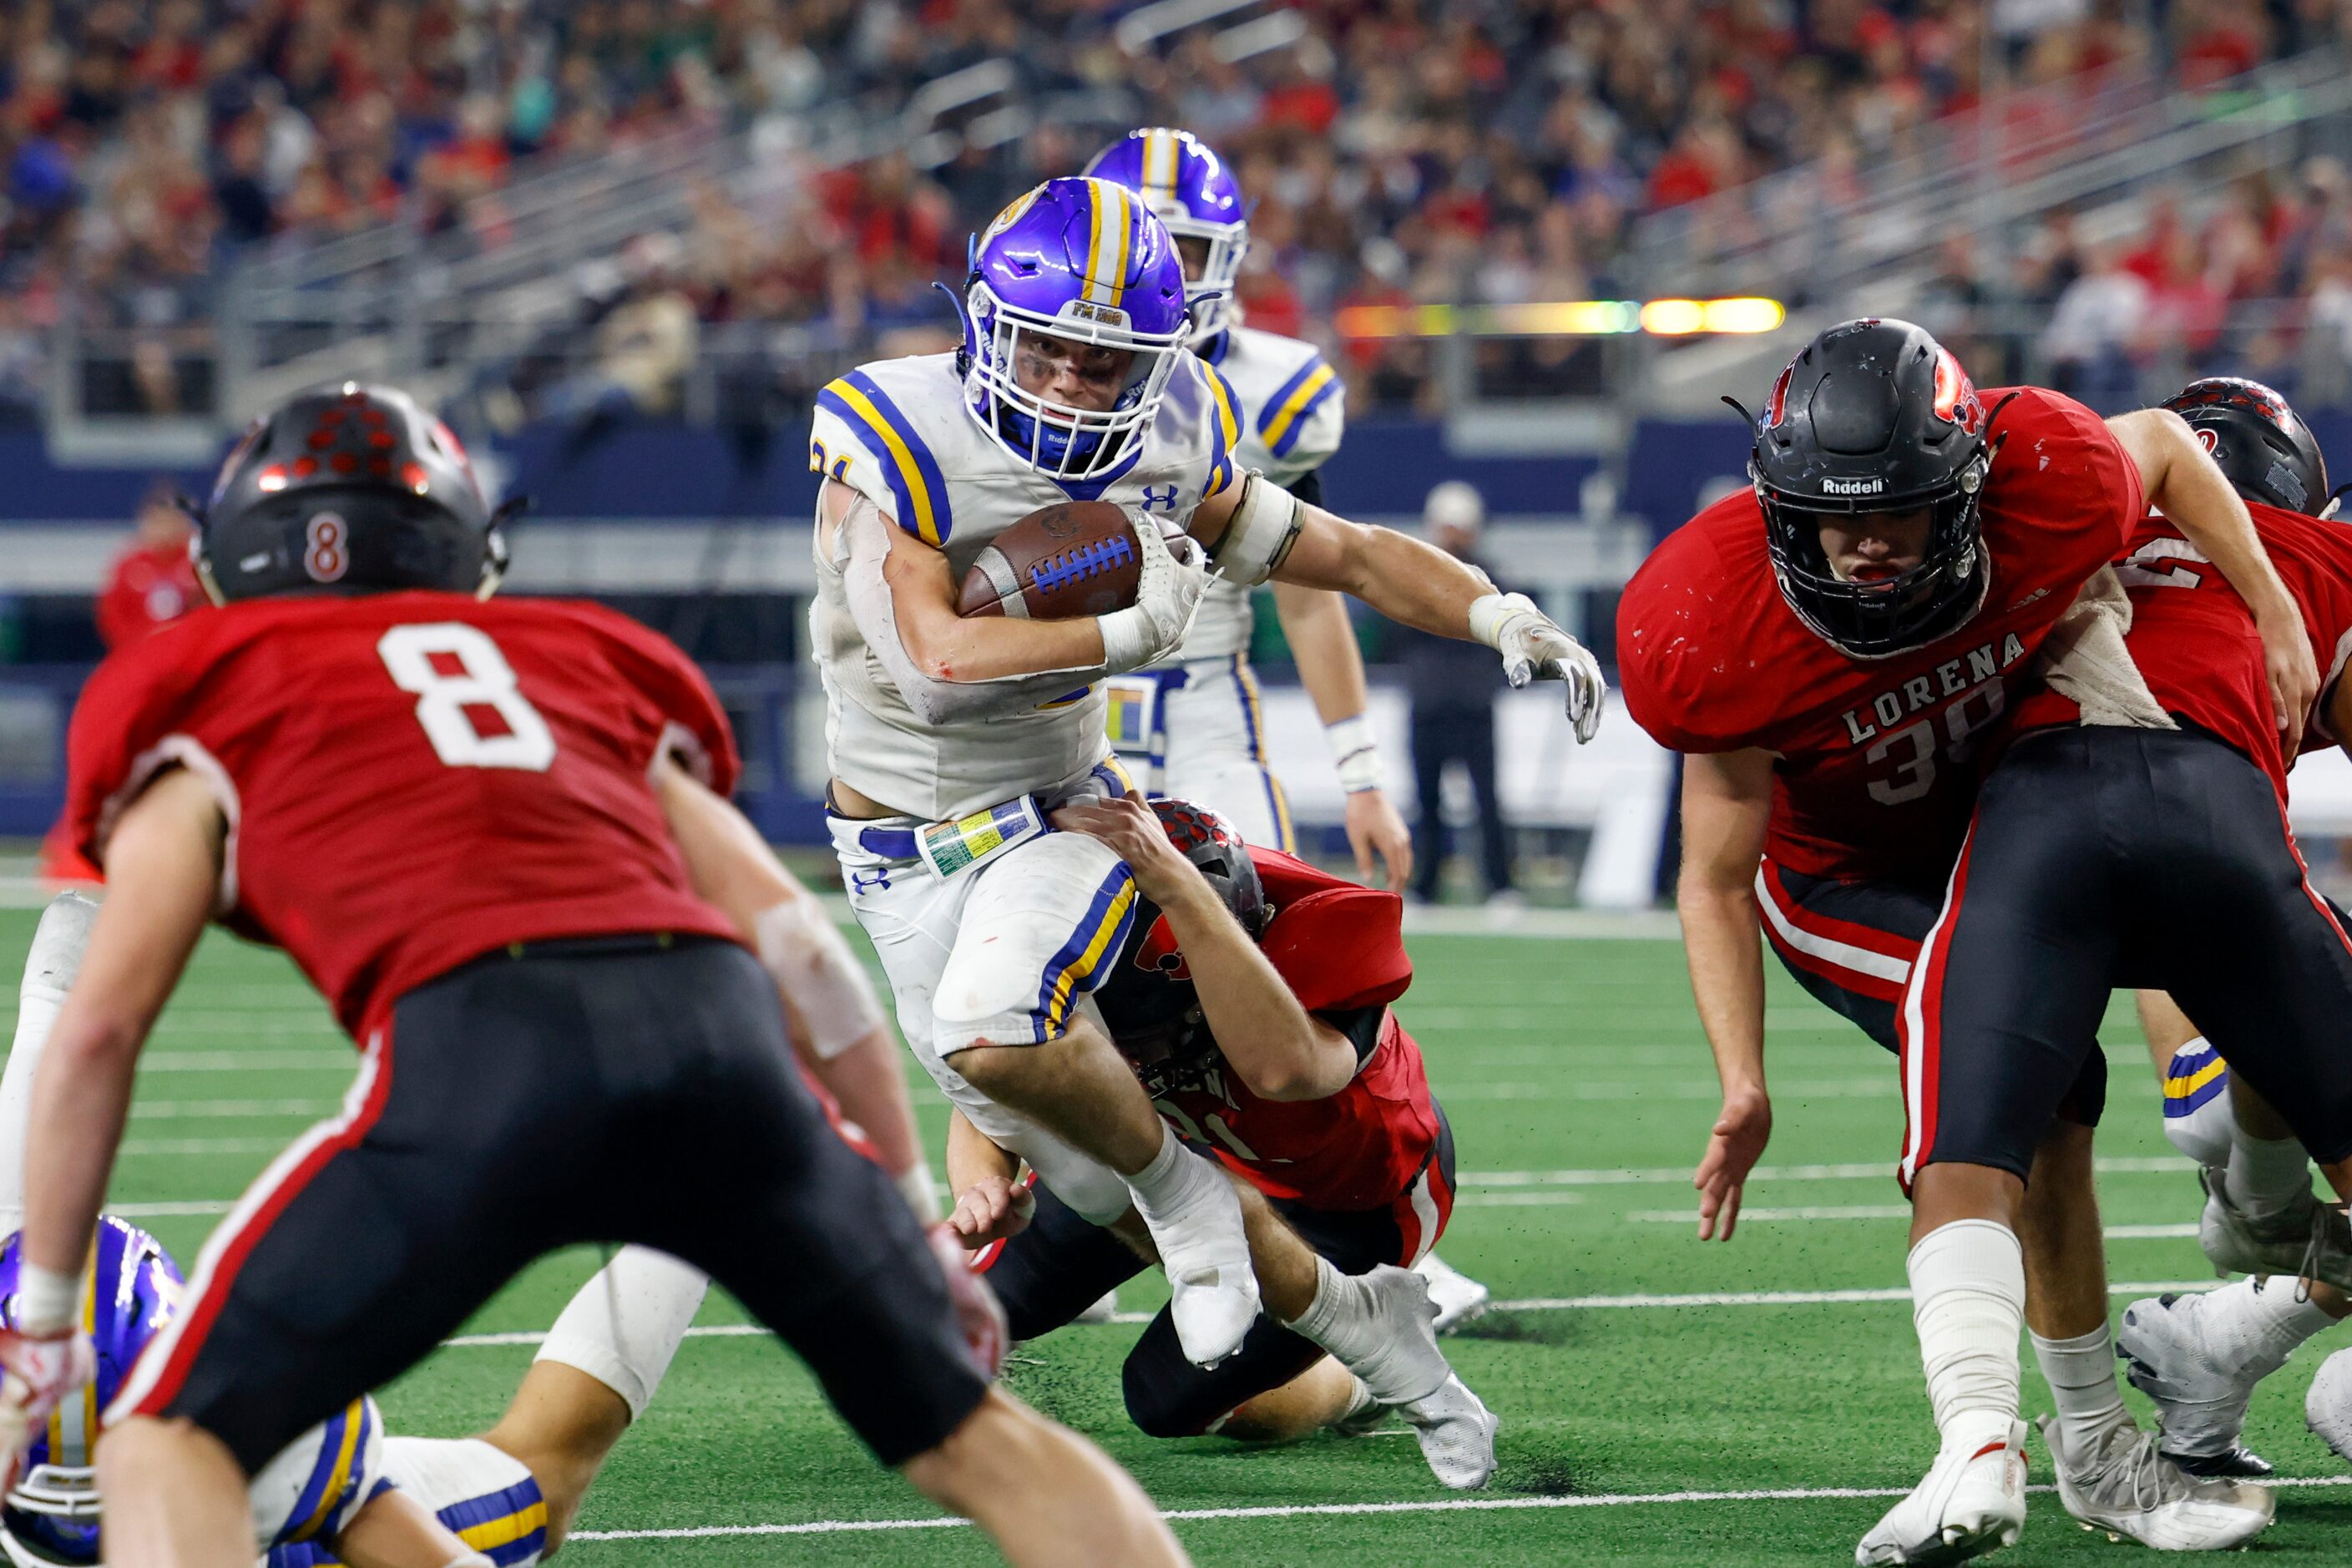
[1093, 799, 1268, 1098]
[194, 382, 513, 604]
[1745, 318, 1996, 657]
[2159, 377, 2334, 518]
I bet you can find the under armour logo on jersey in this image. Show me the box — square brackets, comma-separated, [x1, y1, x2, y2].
[1139, 484, 1179, 513]
[851, 867, 893, 894]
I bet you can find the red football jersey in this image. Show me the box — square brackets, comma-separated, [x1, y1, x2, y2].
[1618, 387, 2142, 882]
[2011, 502, 2352, 799]
[1147, 848, 1441, 1212]
[65, 591, 744, 1036]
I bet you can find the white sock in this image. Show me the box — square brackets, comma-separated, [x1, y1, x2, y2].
[1909, 1220, 2026, 1450]
[1282, 1256, 1444, 1406]
[2031, 1324, 2131, 1452]
[2160, 1040, 2236, 1170]
[1125, 1121, 1208, 1216]
[2198, 1276, 2339, 1378]
[2227, 1132, 2314, 1221]
[1333, 1371, 1377, 1428]
[534, 1246, 711, 1420]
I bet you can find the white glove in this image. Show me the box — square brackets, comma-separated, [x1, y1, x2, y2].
[1099, 513, 1211, 675]
[1469, 592, 1607, 743]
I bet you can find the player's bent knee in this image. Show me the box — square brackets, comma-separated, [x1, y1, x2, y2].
[1121, 1354, 1213, 1439]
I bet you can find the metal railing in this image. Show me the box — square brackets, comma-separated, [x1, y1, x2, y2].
[1630, 47, 2352, 304]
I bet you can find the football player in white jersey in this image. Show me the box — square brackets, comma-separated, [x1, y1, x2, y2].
[806, 175, 1602, 1387]
[1082, 127, 1490, 1334]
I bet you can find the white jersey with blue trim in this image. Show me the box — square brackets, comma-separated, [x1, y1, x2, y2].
[809, 348, 1238, 820]
[250, 1396, 388, 1559]
[1165, 324, 1345, 664]
[257, 1434, 547, 1568]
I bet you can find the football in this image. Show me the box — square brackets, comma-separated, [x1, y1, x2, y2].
[955, 500, 1143, 620]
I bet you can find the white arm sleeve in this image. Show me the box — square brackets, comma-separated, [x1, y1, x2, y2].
[0, 894, 102, 1237]
[837, 498, 1107, 725]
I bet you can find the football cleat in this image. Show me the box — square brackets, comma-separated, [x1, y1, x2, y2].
[1415, 1252, 1492, 1334]
[1855, 1418, 2027, 1566]
[1074, 1289, 1119, 1324]
[2198, 1166, 2352, 1290]
[2115, 1292, 2274, 1477]
[2306, 1345, 2352, 1467]
[2037, 1413, 2273, 1550]
[1400, 1373, 1500, 1490]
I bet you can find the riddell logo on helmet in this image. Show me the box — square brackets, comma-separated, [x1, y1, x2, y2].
[1821, 477, 1885, 495]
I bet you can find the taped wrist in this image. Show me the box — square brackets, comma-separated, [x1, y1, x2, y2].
[753, 898, 886, 1061]
[1468, 591, 1541, 652]
[895, 1158, 943, 1223]
[15, 1262, 78, 1336]
[1210, 470, 1304, 587]
[1323, 714, 1383, 793]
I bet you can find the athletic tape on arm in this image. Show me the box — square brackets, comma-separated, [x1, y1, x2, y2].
[1209, 470, 1304, 588]
[753, 898, 886, 1062]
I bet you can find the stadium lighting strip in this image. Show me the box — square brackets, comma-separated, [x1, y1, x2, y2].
[1333, 297, 1786, 339]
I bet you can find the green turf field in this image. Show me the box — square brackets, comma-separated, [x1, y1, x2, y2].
[18, 903, 2352, 1565]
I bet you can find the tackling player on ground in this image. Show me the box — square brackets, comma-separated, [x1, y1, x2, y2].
[807, 176, 1598, 1376]
[0, 384, 1189, 1567]
[1081, 126, 1487, 1333]
[1616, 319, 2314, 1561]
[947, 797, 1494, 1487]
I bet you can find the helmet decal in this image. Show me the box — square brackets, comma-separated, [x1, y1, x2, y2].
[1931, 348, 1981, 433]
[2161, 376, 2330, 518]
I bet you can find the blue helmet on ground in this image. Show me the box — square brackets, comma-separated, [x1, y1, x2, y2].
[959, 177, 1191, 481]
[1084, 129, 1249, 347]
[0, 1219, 180, 1565]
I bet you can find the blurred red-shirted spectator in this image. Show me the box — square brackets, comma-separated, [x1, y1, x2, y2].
[96, 484, 203, 651]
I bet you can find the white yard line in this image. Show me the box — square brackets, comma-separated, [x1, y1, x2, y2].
[1434, 1079, 1894, 1101]
[1621, 1207, 2198, 1239]
[127, 1100, 336, 1120]
[137, 1053, 353, 1071]
[440, 1279, 2224, 1348]
[564, 1474, 2352, 1541]
[1461, 1156, 2192, 1187]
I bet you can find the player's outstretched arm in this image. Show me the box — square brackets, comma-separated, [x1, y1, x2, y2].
[22, 769, 218, 1290]
[1189, 478, 1605, 741]
[2107, 408, 2317, 731]
[649, 754, 935, 1216]
[1054, 796, 1358, 1102]
[1678, 748, 1777, 1243]
[1269, 582, 1412, 887]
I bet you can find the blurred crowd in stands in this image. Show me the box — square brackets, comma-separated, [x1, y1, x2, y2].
[3, 0, 2352, 428]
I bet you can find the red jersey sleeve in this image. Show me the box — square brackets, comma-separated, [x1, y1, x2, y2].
[545, 602, 742, 797]
[1616, 493, 1781, 753]
[63, 617, 235, 889]
[1978, 387, 2142, 577]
